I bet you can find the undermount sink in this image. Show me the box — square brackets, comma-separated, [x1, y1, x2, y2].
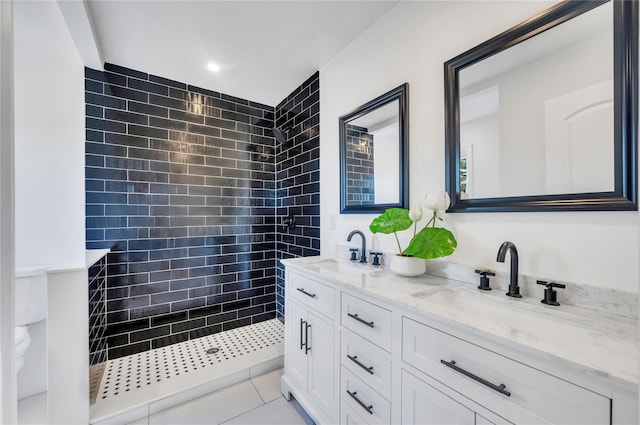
[411, 288, 593, 338]
[306, 258, 376, 283]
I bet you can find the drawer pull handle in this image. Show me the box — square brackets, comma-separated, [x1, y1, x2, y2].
[299, 319, 306, 351]
[347, 354, 374, 375]
[347, 313, 374, 328]
[346, 390, 373, 415]
[304, 322, 311, 354]
[440, 359, 511, 397]
[297, 288, 317, 298]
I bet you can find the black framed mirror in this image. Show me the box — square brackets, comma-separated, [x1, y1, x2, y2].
[340, 83, 409, 214]
[445, 0, 637, 212]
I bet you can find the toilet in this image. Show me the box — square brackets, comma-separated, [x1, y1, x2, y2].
[15, 326, 31, 372]
[14, 266, 47, 380]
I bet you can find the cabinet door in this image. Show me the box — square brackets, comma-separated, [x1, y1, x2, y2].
[308, 310, 336, 419]
[286, 300, 309, 390]
[341, 401, 370, 425]
[475, 414, 496, 425]
[401, 370, 475, 425]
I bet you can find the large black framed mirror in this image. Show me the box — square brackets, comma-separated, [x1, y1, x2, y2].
[445, 0, 637, 212]
[340, 83, 409, 213]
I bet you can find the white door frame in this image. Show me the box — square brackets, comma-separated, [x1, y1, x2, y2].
[0, 0, 16, 423]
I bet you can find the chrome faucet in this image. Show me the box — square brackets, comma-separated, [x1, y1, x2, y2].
[347, 230, 367, 263]
[496, 241, 521, 298]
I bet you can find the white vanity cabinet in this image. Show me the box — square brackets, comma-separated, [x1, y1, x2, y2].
[339, 294, 393, 424]
[402, 317, 610, 425]
[281, 260, 638, 425]
[401, 369, 498, 425]
[283, 272, 337, 423]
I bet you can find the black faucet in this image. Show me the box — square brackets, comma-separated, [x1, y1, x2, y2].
[496, 241, 522, 298]
[347, 230, 367, 263]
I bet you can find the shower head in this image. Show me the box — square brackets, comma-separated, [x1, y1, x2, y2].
[272, 127, 287, 144]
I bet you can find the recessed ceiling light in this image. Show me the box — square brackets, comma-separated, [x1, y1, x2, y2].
[207, 62, 221, 73]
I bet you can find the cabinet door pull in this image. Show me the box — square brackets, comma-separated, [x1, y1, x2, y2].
[347, 354, 374, 375]
[296, 287, 316, 298]
[299, 319, 306, 351]
[440, 359, 511, 397]
[346, 390, 373, 415]
[347, 312, 374, 328]
[304, 322, 311, 354]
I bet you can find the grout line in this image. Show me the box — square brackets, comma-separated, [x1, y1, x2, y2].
[218, 396, 285, 425]
[249, 377, 267, 405]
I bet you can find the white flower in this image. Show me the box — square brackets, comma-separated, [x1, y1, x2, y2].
[424, 190, 451, 212]
[408, 203, 423, 222]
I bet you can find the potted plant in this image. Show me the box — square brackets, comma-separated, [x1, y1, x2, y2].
[369, 190, 457, 277]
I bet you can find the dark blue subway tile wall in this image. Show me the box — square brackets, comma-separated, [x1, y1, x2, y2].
[85, 63, 277, 359]
[88, 256, 107, 365]
[274, 72, 321, 320]
[345, 124, 375, 205]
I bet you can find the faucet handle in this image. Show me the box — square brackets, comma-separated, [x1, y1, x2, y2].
[349, 248, 359, 261]
[536, 280, 566, 306]
[475, 269, 495, 291]
[370, 252, 383, 266]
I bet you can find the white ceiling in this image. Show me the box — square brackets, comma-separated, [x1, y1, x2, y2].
[86, 1, 398, 107]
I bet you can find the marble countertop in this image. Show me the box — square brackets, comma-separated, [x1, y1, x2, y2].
[86, 249, 110, 268]
[282, 256, 638, 388]
[15, 249, 110, 276]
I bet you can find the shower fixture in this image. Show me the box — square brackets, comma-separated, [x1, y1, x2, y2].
[271, 127, 290, 144]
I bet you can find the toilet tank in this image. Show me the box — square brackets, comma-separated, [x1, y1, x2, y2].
[15, 267, 48, 326]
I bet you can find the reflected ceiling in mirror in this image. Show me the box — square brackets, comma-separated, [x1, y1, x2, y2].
[340, 83, 409, 213]
[445, 0, 637, 212]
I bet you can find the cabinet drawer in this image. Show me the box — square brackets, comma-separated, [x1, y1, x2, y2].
[341, 329, 392, 400]
[341, 367, 391, 425]
[401, 369, 476, 425]
[341, 293, 392, 352]
[289, 272, 335, 319]
[402, 317, 610, 425]
[341, 400, 371, 425]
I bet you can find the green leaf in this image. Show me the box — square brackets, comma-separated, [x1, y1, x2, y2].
[369, 208, 412, 234]
[403, 227, 457, 259]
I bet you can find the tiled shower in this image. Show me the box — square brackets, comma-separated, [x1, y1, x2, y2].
[85, 64, 319, 360]
[345, 124, 375, 205]
[274, 72, 321, 320]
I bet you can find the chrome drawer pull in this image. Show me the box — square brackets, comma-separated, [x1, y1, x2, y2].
[440, 359, 511, 397]
[347, 313, 374, 328]
[347, 354, 374, 375]
[296, 287, 316, 298]
[346, 390, 373, 415]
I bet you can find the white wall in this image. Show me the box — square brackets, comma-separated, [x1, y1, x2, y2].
[14, 1, 85, 269]
[320, 0, 639, 293]
[373, 125, 399, 204]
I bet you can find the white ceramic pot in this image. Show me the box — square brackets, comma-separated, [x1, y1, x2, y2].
[389, 255, 426, 277]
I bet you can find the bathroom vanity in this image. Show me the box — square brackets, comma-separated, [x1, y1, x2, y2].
[280, 257, 638, 425]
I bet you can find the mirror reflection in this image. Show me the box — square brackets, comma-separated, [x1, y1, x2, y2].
[345, 100, 400, 205]
[459, 2, 613, 199]
[445, 0, 637, 212]
[340, 83, 409, 214]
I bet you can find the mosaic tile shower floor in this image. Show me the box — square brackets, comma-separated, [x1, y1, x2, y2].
[90, 319, 284, 424]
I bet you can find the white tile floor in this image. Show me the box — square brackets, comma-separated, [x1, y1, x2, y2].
[130, 368, 313, 425]
[17, 392, 46, 425]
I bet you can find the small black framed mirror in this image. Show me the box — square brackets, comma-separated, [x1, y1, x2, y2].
[340, 83, 409, 214]
[445, 0, 637, 212]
